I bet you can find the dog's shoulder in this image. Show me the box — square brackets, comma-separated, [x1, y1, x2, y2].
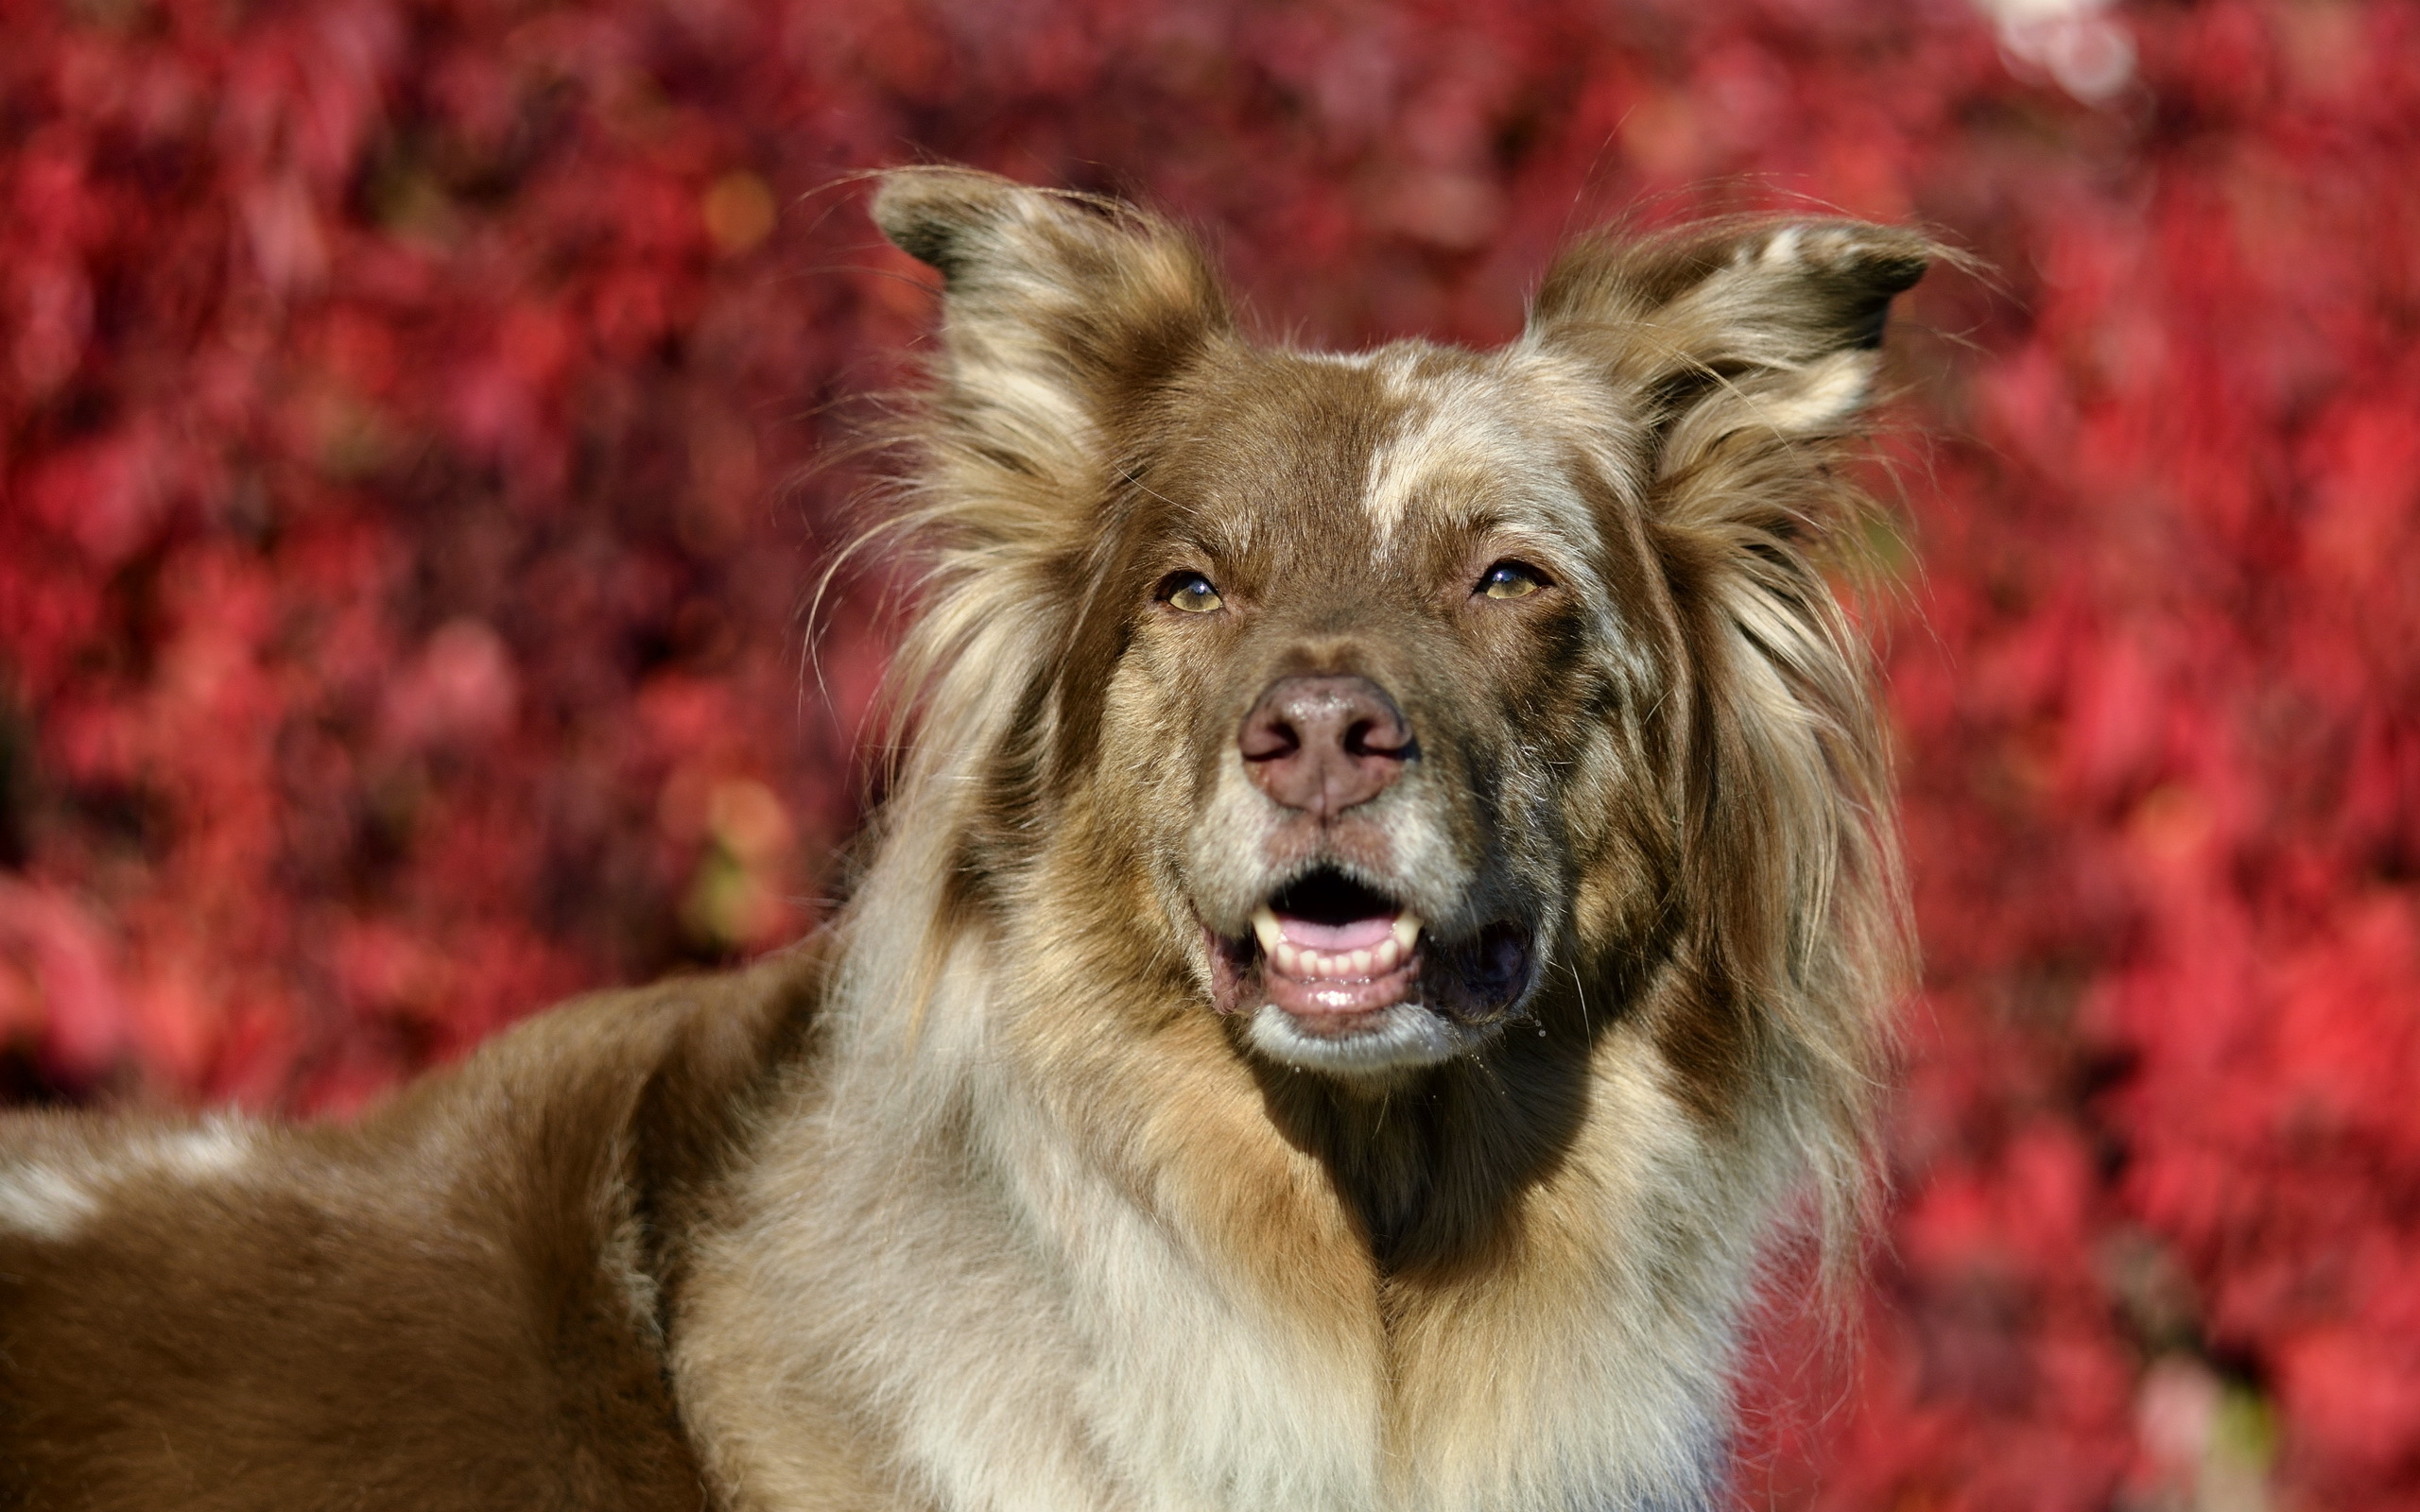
[381, 938, 829, 1232]
[0, 942, 828, 1512]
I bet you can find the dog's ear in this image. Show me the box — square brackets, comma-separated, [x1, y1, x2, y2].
[1530, 221, 1936, 1277]
[1526, 218, 1934, 512]
[865, 172, 1235, 850]
[872, 168, 1232, 471]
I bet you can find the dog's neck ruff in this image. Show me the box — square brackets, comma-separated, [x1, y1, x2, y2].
[673, 907, 1754, 1512]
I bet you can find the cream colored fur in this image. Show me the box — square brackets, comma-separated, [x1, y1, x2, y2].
[676, 906, 1759, 1511]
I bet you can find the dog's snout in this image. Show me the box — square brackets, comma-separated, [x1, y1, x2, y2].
[1238, 675, 1414, 816]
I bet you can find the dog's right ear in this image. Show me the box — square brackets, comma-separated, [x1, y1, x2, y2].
[872, 168, 1233, 470]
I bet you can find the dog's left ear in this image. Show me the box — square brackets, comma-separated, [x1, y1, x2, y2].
[873, 168, 1233, 486]
[1525, 218, 1936, 510]
[1529, 221, 1937, 1275]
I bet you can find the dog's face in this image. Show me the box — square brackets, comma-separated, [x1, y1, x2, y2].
[873, 171, 1923, 1092]
[1098, 346, 1659, 1076]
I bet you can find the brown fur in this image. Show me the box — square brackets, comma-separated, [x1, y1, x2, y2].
[0, 952, 822, 1509]
[1, 171, 1933, 1511]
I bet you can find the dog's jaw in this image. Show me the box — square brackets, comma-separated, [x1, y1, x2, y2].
[1206, 912, 1481, 1079]
[1243, 1000, 1475, 1077]
[1199, 870, 1541, 1079]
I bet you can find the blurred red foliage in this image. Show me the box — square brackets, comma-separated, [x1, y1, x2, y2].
[3, 0, 2415, 1504]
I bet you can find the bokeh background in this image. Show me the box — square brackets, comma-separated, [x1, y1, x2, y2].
[4, 0, 2415, 1504]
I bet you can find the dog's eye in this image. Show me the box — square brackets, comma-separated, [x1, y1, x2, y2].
[1159, 572, 1225, 614]
[1478, 561, 1548, 600]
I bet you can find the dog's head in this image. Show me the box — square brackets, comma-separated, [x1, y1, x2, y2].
[869, 169, 1920, 1118]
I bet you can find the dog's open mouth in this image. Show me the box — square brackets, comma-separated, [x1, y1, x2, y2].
[1252, 870, 1426, 1031]
[1206, 868, 1535, 1073]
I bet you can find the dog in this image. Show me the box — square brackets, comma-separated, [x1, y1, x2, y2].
[0, 168, 1929, 1511]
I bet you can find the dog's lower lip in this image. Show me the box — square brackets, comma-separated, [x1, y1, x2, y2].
[1264, 954, 1420, 1022]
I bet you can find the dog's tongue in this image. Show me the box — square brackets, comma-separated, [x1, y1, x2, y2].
[1272, 912, 1397, 952]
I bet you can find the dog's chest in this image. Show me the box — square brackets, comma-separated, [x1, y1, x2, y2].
[671, 1042, 1729, 1512]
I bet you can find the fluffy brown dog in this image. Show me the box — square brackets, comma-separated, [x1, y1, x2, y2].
[0, 169, 1930, 1511]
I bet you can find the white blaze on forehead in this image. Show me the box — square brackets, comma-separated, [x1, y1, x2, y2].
[1359, 352, 1511, 546]
[1357, 347, 1603, 557]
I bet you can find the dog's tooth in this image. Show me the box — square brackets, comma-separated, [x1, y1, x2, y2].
[1392, 913, 1424, 950]
[1252, 905, 1283, 954]
[1274, 940, 1301, 974]
[1348, 949, 1373, 976]
[1373, 937, 1400, 971]
[1312, 953, 1339, 977]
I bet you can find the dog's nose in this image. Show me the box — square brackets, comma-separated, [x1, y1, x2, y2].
[1238, 675, 1414, 816]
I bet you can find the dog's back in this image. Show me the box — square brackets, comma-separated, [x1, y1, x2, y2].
[0, 951, 821, 1511]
